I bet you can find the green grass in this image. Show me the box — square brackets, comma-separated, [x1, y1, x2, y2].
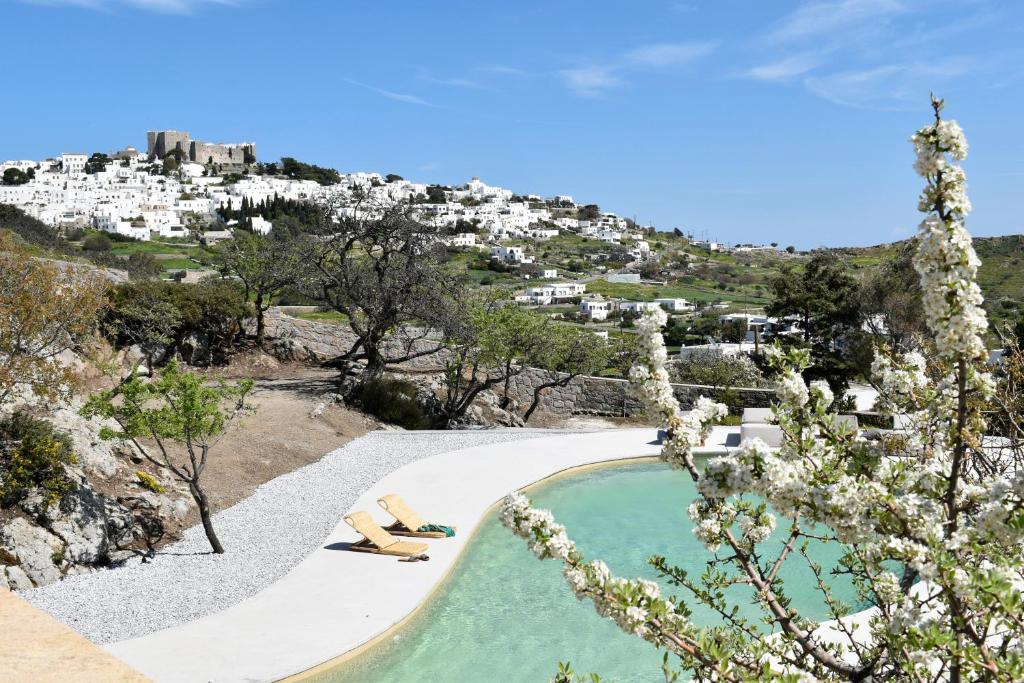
[156, 258, 202, 270]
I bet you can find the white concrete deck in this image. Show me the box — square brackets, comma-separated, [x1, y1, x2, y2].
[107, 427, 736, 683]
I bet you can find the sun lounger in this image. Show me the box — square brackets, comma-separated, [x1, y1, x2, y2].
[741, 407, 773, 424]
[344, 511, 429, 557]
[740, 422, 785, 448]
[378, 494, 454, 538]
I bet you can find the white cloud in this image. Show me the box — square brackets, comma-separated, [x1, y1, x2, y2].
[421, 75, 483, 89]
[766, 0, 907, 43]
[746, 53, 821, 81]
[342, 79, 437, 107]
[559, 66, 624, 97]
[803, 57, 973, 109]
[624, 41, 717, 67]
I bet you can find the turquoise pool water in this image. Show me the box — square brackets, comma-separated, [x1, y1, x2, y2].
[313, 460, 857, 683]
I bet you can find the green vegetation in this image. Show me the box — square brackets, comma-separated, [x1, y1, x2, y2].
[767, 253, 862, 394]
[103, 279, 252, 366]
[135, 470, 165, 493]
[0, 232, 107, 409]
[2, 167, 34, 186]
[278, 157, 341, 186]
[294, 309, 348, 324]
[215, 229, 303, 346]
[351, 377, 429, 429]
[0, 411, 77, 507]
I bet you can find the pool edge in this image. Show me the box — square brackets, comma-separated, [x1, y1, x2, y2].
[277, 455, 662, 682]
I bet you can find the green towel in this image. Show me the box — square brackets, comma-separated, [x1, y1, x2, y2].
[418, 523, 455, 537]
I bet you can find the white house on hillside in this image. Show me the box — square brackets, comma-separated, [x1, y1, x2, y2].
[655, 298, 696, 312]
[619, 301, 661, 314]
[491, 245, 533, 264]
[516, 282, 585, 306]
[580, 299, 611, 321]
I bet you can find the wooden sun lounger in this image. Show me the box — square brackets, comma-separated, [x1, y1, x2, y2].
[344, 511, 429, 557]
[378, 494, 455, 538]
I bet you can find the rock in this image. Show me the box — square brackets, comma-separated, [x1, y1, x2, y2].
[107, 550, 137, 566]
[179, 332, 212, 366]
[45, 485, 110, 565]
[47, 404, 123, 479]
[0, 517, 65, 587]
[4, 565, 33, 591]
[0, 569, 7, 590]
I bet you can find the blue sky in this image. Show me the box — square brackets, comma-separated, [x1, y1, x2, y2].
[2, 0, 1022, 247]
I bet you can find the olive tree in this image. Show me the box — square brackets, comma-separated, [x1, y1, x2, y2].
[216, 229, 303, 347]
[438, 294, 547, 427]
[503, 99, 1024, 681]
[522, 327, 616, 423]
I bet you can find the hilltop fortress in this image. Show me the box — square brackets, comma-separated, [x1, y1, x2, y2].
[146, 130, 256, 166]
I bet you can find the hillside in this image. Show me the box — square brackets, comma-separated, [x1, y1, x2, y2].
[831, 234, 1024, 327]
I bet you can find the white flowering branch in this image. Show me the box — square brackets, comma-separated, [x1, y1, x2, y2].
[501, 99, 1024, 682]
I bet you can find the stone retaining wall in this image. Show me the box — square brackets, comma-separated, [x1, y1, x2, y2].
[505, 367, 776, 418]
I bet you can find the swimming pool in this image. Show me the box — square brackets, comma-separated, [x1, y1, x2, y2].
[311, 460, 857, 682]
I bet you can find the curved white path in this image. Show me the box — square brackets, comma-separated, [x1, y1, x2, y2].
[105, 427, 731, 683]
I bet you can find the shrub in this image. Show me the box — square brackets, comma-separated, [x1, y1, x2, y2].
[0, 412, 77, 507]
[82, 234, 113, 252]
[104, 279, 252, 363]
[135, 470, 165, 493]
[671, 349, 766, 388]
[352, 377, 430, 429]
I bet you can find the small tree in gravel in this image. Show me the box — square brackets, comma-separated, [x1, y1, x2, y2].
[82, 361, 253, 554]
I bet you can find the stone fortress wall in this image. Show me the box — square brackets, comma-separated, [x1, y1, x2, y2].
[146, 130, 255, 165]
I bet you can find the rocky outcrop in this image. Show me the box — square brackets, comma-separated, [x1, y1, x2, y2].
[261, 309, 450, 372]
[1, 400, 191, 589]
[0, 518, 64, 586]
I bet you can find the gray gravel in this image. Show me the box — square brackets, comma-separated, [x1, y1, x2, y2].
[22, 429, 565, 644]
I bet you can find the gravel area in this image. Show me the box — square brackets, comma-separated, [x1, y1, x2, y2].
[22, 429, 564, 644]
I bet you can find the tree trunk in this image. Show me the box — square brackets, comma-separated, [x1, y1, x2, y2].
[254, 294, 266, 348]
[361, 335, 387, 383]
[524, 378, 571, 423]
[189, 482, 224, 554]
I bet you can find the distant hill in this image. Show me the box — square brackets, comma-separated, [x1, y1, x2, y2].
[829, 234, 1024, 302]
